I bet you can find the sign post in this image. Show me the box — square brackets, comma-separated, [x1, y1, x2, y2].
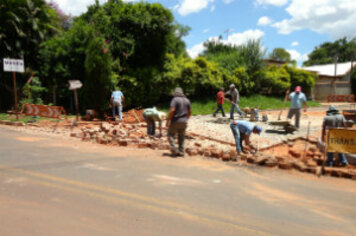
[68, 80, 83, 122]
[3, 58, 25, 120]
[322, 128, 356, 174]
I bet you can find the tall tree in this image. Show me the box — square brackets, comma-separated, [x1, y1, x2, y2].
[269, 48, 291, 62]
[303, 37, 356, 66]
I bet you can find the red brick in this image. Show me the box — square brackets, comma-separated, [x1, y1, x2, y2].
[265, 159, 278, 167]
[194, 142, 202, 147]
[255, 155, 269, 165]
[247, 156, 256, 163]
[292, 161, 307, 172]
[118, 140, 128, 146]
[222, 152, 231, 161]
[211, 149, 223, 158]
[203, 151, 211, 157]
[278, 162, 292, 170]
[138, 143, 149, 149]
[289, 149, 301, 158]
[158, 144, 170, 150]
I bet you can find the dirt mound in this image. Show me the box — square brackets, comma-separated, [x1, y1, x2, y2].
[123, 109, 145, 124]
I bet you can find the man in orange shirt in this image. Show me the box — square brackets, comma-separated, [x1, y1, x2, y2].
[213, 88, 226, 117]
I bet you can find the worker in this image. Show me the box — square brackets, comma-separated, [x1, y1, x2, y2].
[321, 106, 348, 167]
[166, 87, 191, 157]
[110, 87, 125, 121]
[225, 84, 243, 119]
[213, 87, 226, 117]
[230, 120, 262, 160]
[285, 86, 307, 129]
[142, 107, 166, 137]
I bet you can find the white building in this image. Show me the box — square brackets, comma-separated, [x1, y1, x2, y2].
[302, 61, 355, 101]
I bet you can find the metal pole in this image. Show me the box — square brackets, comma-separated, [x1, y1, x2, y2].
[12, 72, 19, 120]
[74, 89, 79, 122]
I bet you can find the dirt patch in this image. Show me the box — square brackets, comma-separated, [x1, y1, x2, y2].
[16, 137, 44, 142]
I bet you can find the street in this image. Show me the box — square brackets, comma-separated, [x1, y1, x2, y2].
[0, 126, 355, 236]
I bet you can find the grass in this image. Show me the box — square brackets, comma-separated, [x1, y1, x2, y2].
[159, 94, 320, 116]
[0, 113, 71, 123]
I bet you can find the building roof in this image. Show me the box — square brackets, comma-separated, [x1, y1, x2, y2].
[302, 61, 356, 77]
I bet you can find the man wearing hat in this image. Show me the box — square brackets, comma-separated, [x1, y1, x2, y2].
[230, 120, 262, 160]
[166, 87, 191, 157]
[321, 106, 348, 167]
[225, 84, 243, 119]
[285, 86, 307, 129]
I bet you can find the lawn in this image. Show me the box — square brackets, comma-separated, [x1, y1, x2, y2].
[177, 94, 320, 116]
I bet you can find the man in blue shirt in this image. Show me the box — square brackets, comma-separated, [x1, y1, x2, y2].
[286, 86, 307, 129]
[110, 88, 125, 121]
[230, 120, 262, 160]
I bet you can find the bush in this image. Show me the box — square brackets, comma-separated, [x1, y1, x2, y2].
[262, 65, 291, 95]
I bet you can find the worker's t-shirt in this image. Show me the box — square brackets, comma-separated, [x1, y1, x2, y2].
[170, 96, 191, 124]
[234, 120, 254, 135]
[323, 114, 346, 128]
[217, 91, 224, 105]
[143, 107, 166, 122]
[289, 92, 306, 109]
[225, 88, 239, 103]
[111, 90, 123, 105]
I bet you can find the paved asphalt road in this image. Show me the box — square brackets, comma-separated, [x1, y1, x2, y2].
[0, 126, 355, 236]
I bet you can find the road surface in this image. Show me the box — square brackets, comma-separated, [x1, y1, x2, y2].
[0, 126, 355, 236]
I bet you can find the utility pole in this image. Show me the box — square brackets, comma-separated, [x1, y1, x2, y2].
[333, 53, 338, 95]
[224, 29, 231, 40]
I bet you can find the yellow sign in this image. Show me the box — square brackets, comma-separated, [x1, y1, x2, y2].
[327, 128, 356, 154]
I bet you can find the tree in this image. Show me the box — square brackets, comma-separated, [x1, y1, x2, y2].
[269, 48, 291, 62]
[38, 0, 188, 111]
[303, 37, 356, 66]
[0, 0, 63, 111]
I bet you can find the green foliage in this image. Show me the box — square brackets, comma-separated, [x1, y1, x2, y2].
[83, 37, 116, 113]
[160, 55, 226, 98]
[269, 48, 291, 62]
[232, 67, 251, 93]
[200, 38, 265, 95]
[0, 0, 63, 111]
[284, 65, 316, 91]
[303, 37, 356, 66]
[0, 0, 62, 68]
[262, 65, 291, 95]
[20, 76, 46, 107]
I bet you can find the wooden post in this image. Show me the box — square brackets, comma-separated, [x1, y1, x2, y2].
[302, 121, 311, 159]
[321, 129, 329, 176]
[12, 72, 19, 120]
[73, 89, 79, 122]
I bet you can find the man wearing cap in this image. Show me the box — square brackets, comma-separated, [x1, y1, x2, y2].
[286, 86, 307, 129]
[321, 106, 348, 167]
[225, 84, 243, 119]
[166, 87, 191, 157]
[142, 107, 166, 137]
[230, 120, 262, 160]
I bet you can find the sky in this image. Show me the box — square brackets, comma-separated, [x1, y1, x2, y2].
[52, 0, 356, 64]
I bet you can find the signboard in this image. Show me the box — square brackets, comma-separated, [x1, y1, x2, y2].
[68, 80, 83, 90]
[327, 128, 356, 154]
[23, 104, 65, 119]
[3, 58, 25, 73]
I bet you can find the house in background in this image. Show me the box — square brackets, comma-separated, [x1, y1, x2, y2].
[302, 61, 355, 101]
